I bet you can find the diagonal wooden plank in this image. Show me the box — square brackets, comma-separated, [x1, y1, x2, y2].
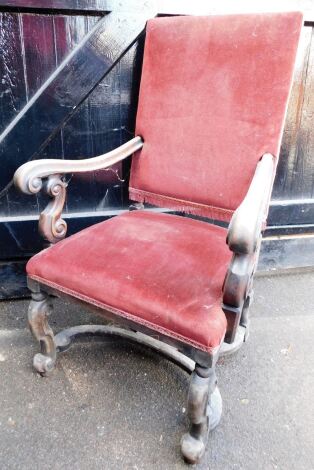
[0, 0, 114, 13]
[0, 0, 155, 14]
[1, 1, 314, 22]
[0, 4, 156, 196]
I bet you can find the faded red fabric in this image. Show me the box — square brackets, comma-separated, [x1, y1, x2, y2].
[130, 13, 303, 220]
[27, 211, 232, 352]
[27, 14, 302, 354]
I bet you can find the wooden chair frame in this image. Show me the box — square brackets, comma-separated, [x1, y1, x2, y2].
[14, 136, 274, 463]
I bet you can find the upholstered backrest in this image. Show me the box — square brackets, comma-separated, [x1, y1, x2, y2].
[129, 13, 302, 221]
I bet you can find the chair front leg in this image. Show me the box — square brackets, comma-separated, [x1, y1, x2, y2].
[28, 289, 56, 376]
[240, 288, 254, 341]
[181, 363, 221, 464]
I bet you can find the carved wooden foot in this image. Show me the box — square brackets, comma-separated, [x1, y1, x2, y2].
[181, 365, 221, 464]
[28, 290, 56, 376]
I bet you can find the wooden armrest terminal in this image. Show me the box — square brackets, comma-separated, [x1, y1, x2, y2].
[227, 153, 275, 254]
[14, 136, 143, 195]
[13, 136, 143, 243]
[223, 153, 275, 343]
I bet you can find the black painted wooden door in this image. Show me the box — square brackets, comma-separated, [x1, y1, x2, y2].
[0, 6, 151, 263]
[0, 2, 313, 297]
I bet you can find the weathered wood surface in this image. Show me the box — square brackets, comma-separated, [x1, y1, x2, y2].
[0, 5, 313, 279]
[0, 9, 147, 265]
[1, 0, 314, 21]
[269, 25, 314, 230]
[273, 26, 314, 200]
[0, 9, 152, 191]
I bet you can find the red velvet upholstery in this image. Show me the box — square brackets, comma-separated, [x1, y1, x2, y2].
[27, 14, 302, 356]
[27, 211, 232, 353]
[130, 13, 302, 221]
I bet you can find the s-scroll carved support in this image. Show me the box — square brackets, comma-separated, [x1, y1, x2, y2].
[13, 136, 144, 244]
[39, 175, 67, 244]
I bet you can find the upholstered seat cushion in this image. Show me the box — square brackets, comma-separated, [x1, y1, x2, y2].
[27, 211, 232, 353]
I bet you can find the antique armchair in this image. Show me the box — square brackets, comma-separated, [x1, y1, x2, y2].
[14, 13, 302, 464]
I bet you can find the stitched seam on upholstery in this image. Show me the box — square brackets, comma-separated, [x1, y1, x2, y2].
[129, 187, 233, 219]
[28, 274, 224, 353]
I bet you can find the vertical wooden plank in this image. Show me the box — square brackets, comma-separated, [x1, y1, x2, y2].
[87, 48, 124, 212]
[273, 27, 313, 200]
[0, 12, 28, 216]
[119, 39, 144, 204]
[80, 38, 144, 212]
[7, 13, 58, 215]
[0, 13, 27, 130]
[21, 13, 56, 97]
[3, 13, 102, 216]
[59, 14, 98, 213]
[2, 12, 40, 216]
[37, 14, 92, 215]
[294, 27, 314, 199]
[58, 12, 130, 214]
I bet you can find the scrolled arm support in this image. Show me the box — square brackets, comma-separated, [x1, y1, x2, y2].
[14, 136, 143, 244]
[39, 175, 68, 243]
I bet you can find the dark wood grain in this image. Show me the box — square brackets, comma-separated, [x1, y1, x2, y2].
[0, 13, 27, 129]
[0, 7, 153, 263]
[271, 26, 314, 226]
[294, 28, 314, 198]
[273, 27, 312, 200]
[0, 9, 152, 191]
[3, 13, 101, 216]
[0, 13, 27, 215]
[22, 14, 57, 97]
[0, 0, 113, 13]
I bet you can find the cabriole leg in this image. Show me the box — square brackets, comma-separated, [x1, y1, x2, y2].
[181, 363, 222, 464]
[28, 287, 56, 376]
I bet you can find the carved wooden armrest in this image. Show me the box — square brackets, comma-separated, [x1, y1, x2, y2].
[226, 153, 275, 255]
[222, 153, 275, 342]
[14, 136, 143, 244]
[225, 152, 276, 306]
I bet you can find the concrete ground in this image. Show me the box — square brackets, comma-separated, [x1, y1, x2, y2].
[0, 270, 313, 470]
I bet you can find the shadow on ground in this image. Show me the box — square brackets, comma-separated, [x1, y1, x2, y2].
[0, 270, 314, 469]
